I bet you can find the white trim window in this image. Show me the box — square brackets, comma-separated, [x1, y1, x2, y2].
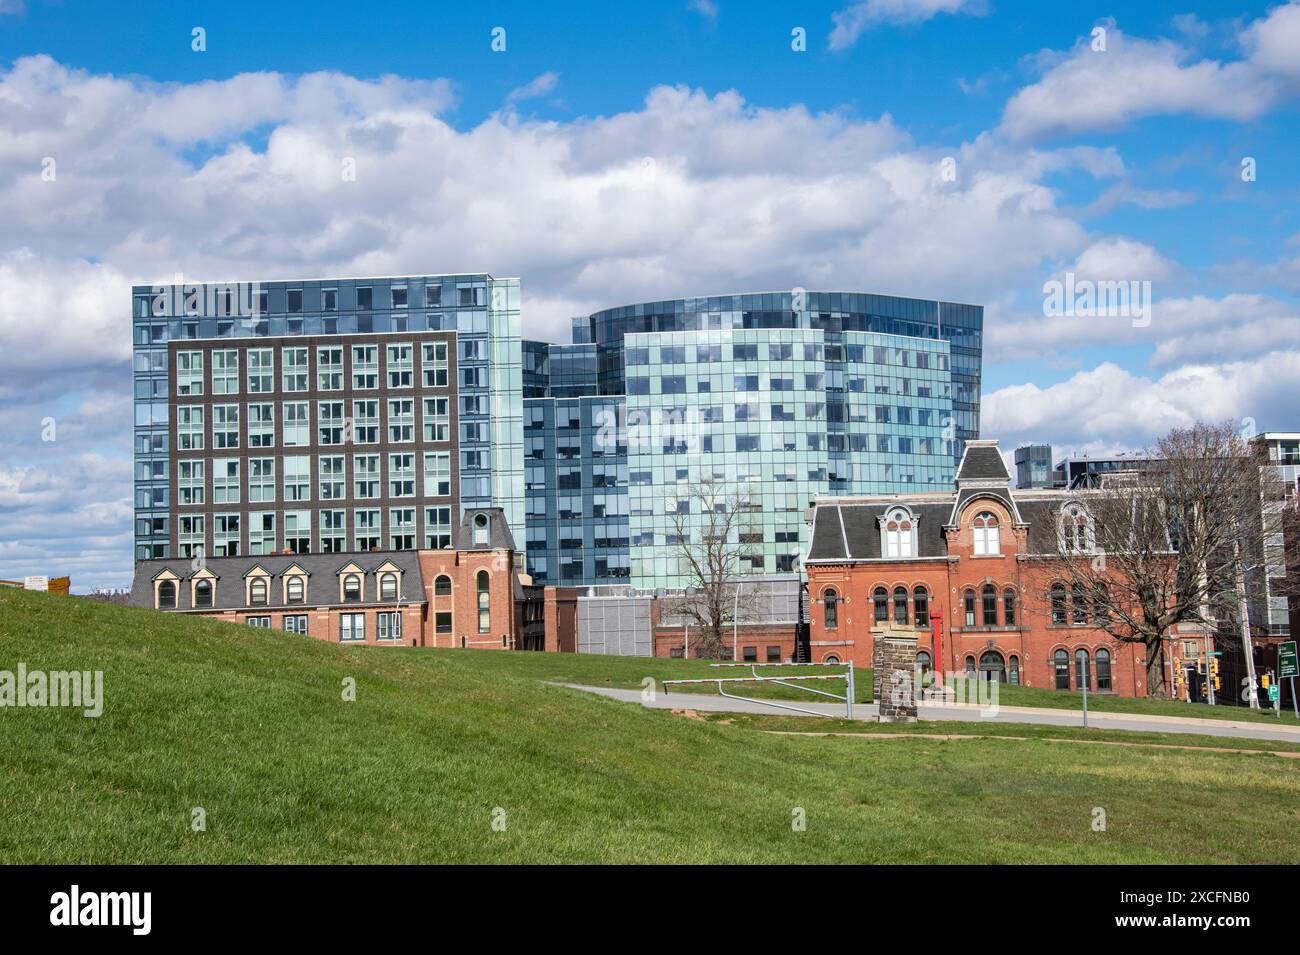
[386, 344, 413, 388]
[352, 345, 378, 389]
[972, 511, 1001, 556]
[882, 507, 915, 558]
[340, 613, 366, 643]
[283, 401, 309, 447]
[178, 406, 204, 451]
[178, 459, 205, 505]
[422, 342, 448, 388]
[247, 348, 274, 394]
[177, 350, 204, 396]
[376, 611, 402, 642]
[213, 458, 240, 505]
[249, 458, 276, 503]
[282, 347, 309, 392]
[317, 346, 343, 390]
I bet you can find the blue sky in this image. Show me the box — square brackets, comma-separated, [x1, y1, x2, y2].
[1, 0, 1299, 589]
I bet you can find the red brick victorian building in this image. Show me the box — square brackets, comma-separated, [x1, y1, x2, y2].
[804, 440, 1153, 696]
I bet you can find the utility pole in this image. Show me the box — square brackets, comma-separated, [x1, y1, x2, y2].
[1231, 536, 1260, 708]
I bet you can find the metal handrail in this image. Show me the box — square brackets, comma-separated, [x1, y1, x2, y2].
[661, 662, 855, 719]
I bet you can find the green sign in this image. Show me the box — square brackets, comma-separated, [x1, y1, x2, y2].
[1268, 684, 1280, 703]
[1280, 641, 1299, 680]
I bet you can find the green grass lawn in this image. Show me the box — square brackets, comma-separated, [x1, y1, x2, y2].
[1, 588, 1297, 864]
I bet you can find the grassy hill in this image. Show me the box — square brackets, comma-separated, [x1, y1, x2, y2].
[1, 588, 1297, 864]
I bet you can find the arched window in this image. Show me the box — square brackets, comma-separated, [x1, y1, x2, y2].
[964, 655, 976, 675]
[286, 576, 304, 603]
[343, 574, 361, 602]
[1050, 583, 1067, 624]
[434, 575, 452, 597]
[963, 588, 976, 626]
[1003, 588, 1016, 626]
[380, 573, 398, 601]
[823, 654, 841, 665]
[883, 508, 913, 558]
[979, 650, 1006, 682]
[824, 588, 839, 630]
[1008, 654, 1021, 685]
[250, 577, 268, 605]
[1054, 649, 1070, 689]
[1061, 504, 1089, 552]
[194, 579, 213, 608]
[972, 512, 1000, 555]
[893, 586, 909, 625]
[981, 584, 998, 626]
[158, 580, 176, 609]
[1075, 649, 1091, 690]
[1096, 648, 1112, 691]
[477, 570, 490, 634]
[1071, 584, 1088, 624]
[916, 650, 932, 677]
[913, 586, 929, 628]
[872, 587, 888, 623]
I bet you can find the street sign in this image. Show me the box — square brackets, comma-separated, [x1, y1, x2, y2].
[1279, 641, 1298, 680]
[1268, 685, 1279, 703]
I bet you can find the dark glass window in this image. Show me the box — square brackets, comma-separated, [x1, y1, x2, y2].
[873, 587, 888, 623]
[194, 579, 212, 608]
[1050, 584, 1067, 624]
[982, 584, 998, 626]
[823, 589, 839, 630]
[158, 580, 176, 609]
[1096, 649, 1112, 690]
[1054, 649, 1070, 689]
[913, 587, 929, 627]
[435, 575, 452, 597]
[893, 586, 908, 625]
[1003, 589, 1016, 626]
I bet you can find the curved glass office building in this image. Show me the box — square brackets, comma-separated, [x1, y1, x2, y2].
[524, 290, 982, 588]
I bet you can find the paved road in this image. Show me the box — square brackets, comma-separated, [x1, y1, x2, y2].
[563, 684, 1300, 744]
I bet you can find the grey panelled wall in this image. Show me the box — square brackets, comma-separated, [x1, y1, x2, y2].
[576, 594, 652, 656]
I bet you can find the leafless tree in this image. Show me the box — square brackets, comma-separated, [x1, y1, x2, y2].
[664, 479, 761, 659]
[1047, 421, 1292, 699]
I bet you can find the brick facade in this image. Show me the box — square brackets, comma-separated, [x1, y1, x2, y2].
[805, 440, 1156, 697]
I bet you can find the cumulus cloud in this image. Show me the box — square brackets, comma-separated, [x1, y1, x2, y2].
[983, 353, 1300, 454]
[1000, 5, 1300, 142]
[829, 0, 986, 50]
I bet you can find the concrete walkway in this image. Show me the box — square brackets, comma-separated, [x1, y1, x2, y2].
[563, 684, 1300, 745]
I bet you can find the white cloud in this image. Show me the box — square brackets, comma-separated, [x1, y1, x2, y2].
[1000, 5, 1300, 142]
[506, 72, 560, 105]
[829, 0, 985, 50]
[983, 353, 1300, 453]
[689, 0, 719, 24]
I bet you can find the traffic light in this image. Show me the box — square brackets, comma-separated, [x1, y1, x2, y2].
[1213, 676, 1221, 691]
[1200, 683, 1208, 698]
[1262, 673, 1271, 689]
[1210, 657, 1220, 677]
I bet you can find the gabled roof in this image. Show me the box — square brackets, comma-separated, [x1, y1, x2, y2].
[129, 551, 425, 612]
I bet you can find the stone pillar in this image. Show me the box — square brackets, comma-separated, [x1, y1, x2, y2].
[873, 634, 919, 723]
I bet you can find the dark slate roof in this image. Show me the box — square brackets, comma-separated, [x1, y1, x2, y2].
[454, 507, 517, 551]
[956, 442, 1011, 482]
[129, 551, 425, 611]
[807, 502, 951, 562]
[1017, 498, 1061, 554]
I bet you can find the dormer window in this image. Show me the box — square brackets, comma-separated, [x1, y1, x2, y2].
[972, 512, 1000, 555]
[286, 576, 305, 603]
[1061, 504, 1091, 553]
[194, 579, 213, 608]
[379, 572, 398, 601]
[249, 578, 268, 606]
[882, 508, 915, 558]
[879, 506, 918, 559]
[343, 574, 362, 602]
[157, 579, 177, 610]
[473, 513, 489, 546]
